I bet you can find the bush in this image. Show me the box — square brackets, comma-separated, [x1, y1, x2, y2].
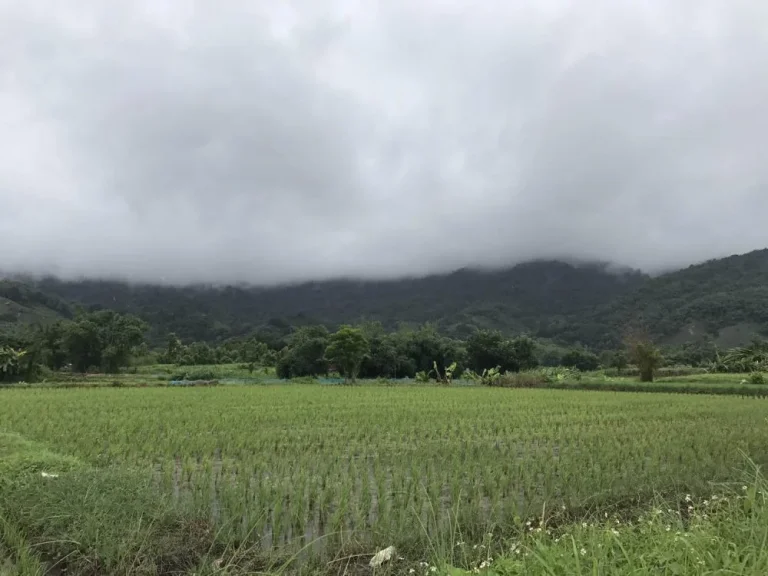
[495, 371, 549, 388]
[561, 349, 600, 371]
[491, 367, 583, 388]
[169, 368, 219, 381]
[749, 372, 766, 385]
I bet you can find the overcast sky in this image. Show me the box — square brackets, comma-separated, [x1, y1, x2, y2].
[1, 0, 767, 285]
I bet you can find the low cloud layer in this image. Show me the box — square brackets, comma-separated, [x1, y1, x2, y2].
[2, 0, 767, 285]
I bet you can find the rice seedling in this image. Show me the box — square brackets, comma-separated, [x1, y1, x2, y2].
[1, 386, 767, 565]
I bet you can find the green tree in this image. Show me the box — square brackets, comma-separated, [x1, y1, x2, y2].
[394, 325, 465, 378]
[508, 335, 539, 372]
[609, 350, 629, 374]
[561, 348, 600, 371]
[467, 330, 538, 373]
[239, 339, 269, 373]
[182, 342, 216, 365]
[64, 319, 103, 373]
[276, 325, 330, 378]
[161, 333, 184, 364]
[626, 334, 663, 382]
[63, 311, 148, 373]
[325, 327, 370, 383]
[35, 322, 68, 370]
[467, 329, 507, 372]
[96, 311, 148, 373]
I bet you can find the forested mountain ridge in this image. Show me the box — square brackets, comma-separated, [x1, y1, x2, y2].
[25, 261, 646, 345]
[3, 249, 768, 350]
[0, 279, 73, 341]
[545, 249, 768, 348]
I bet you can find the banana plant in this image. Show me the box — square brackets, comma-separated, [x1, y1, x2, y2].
[433, 361, 457, 386]
[0, 346, 26, 378]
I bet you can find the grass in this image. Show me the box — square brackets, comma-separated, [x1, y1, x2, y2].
[433, 463, 768, 575]
[7, 363, 768, 398]
[2, 385, 768, 574]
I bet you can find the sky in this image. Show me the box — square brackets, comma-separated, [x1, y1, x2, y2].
[1, 0, 767, 286]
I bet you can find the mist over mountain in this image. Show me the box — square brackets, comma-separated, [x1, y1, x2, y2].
[3, 250, 767, 353]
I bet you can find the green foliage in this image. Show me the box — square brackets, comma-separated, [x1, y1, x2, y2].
[466, 330, 538, 373]
[276, 325, 330, 378]
[464, 366, 501, 386]
[159, 332, 184, 363]
[0, 346, 26, 383]
[717, 339, 768, 373]
[608, 350, 628, 373]
[664, 338, 719, 367]
[324, 326, 369, 383]
[627, 335, 663, 382]
[561, 348, 600, 371]
[493, 367, 583, 388]
[432, 360, 458, 385]
[169, 368, 220, 381]
[749, 372, 765, 385]
[33, 311, 148, 374]
[8, 251, 768, 354]
[29, 261, 645, 345]
[414, 370, 432, 383]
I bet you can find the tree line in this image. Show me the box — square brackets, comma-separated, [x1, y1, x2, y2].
[2, 310, 767, 384]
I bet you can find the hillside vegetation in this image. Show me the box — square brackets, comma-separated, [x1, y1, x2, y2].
[3, 248, 767, 349]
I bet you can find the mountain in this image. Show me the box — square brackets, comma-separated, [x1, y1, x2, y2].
[0, 279, 73, 342]
[3, 249, 767, 350]
[551, 249, 768, 348]
[25, 261, 645, 345]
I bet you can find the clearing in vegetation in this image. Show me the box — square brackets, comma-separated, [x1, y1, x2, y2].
[1, 385, 767, 575]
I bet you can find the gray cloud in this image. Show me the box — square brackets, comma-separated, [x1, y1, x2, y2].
[1, 0, 767, 285]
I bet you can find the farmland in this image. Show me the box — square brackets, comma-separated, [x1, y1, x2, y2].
[2, 384, 768, 574]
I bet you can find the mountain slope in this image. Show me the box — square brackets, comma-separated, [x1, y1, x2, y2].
[5, 249, 767, 350]
[0, 280, 72, 343]
[31, 261, 646, 344]
[554, 249, 768, 348]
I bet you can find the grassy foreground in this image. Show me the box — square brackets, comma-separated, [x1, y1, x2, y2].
[1, 385, 768, 574]
[1, 432, 767, 575]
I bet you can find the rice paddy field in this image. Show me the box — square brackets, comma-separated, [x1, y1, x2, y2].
[2, 384, 768, 575]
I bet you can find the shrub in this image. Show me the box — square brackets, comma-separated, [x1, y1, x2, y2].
[561, 349, 600, 371]
[495, 371, 548, 388]
[170, 368, 219, 381]
[749, 372, 766, 385]
[490, 367, 582, 388]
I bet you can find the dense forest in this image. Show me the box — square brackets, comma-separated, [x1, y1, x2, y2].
[2, 249, 768, 352]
